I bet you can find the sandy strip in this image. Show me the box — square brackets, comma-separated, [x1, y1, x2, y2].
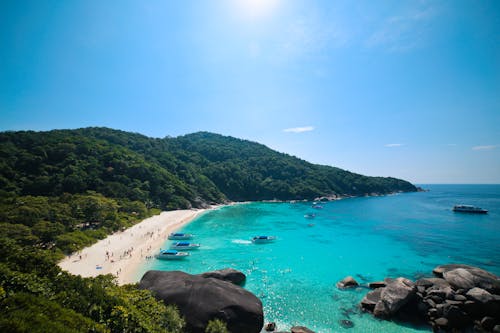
[58, 208, 211, 285]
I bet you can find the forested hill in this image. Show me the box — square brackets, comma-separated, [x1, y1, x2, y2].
[0, 127, 416, 208]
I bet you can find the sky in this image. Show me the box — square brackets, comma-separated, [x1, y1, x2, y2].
[1, 0, 499, 184]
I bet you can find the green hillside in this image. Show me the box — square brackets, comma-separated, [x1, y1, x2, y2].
[0, 127, 416, 207]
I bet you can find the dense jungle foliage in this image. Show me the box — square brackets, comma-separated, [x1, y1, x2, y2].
[0, 127, 416, 332]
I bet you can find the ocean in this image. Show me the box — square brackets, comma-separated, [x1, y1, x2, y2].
[135, 184, 500, 332]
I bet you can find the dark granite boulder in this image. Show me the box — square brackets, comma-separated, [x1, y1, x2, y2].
[139, 270, 263, 333]
[373, 278, 416, 318]
[336, 276, 359, 289]
[361, 288, 382, 311]
[434, 264, 500, 293]
[199, 268, 246, 285]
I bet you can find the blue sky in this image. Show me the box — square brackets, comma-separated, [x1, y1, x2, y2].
[1, 0, 499, 183]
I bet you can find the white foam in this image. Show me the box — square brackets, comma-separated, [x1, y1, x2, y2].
[232, 239, 252, 244]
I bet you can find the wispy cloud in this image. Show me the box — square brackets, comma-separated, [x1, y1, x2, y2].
[385, 143, 405, 147]
[365, 4, 437, 52]
[472, 145, 497, 151]
[283, 126, 315, 133]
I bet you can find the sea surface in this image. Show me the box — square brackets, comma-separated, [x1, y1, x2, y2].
[135, 184, 500, 332]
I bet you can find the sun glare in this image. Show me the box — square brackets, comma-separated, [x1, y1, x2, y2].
[232, 0, 281, 20]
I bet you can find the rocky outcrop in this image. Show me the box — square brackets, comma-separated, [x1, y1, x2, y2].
[199, 268, 246, 285]
[336, 276, 359, 289]
[362, 277, 415, 318]
[139, 270, 263, 333]
[360, 264, 500, 332]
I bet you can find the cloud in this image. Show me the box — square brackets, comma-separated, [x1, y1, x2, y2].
[472, 145, 497, 151]
[365, 4, 437, 52]
[283, 126, 315, 133]
[385, 143, 404, 147]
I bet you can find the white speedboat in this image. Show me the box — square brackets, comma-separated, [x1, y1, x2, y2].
[169, 242, 200, 250]
[452, 205, 488, 214]
[252, 235, 277, 243]
[155, 249, 190, 260]
[168, 232, 194, 240]
[304, 213, 316, 219]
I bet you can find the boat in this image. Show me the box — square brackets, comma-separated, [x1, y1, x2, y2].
[304, 213, 316, 219]
[168, 232, 194, 240]
[155, 249, 190, 260]
[312, 204, 323, 209]
[252, 235, 277, 243]
[169, 241, 200, 250]
[452, 205, 488, 214]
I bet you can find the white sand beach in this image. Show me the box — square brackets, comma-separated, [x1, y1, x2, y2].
[58, 208, 210, 285]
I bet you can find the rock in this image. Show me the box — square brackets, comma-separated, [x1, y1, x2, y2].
[443, 305, 470, 328]
[466, 287, 494, 303]
[434, 317, 448, 327]
[339, 319, 354, 328]
[373, 278, 416, 318]
[434, 264, 500, 293]
[481, 316, 496, 331]
[443, 268, 475, 290]
[494, 324, 500, 332]
[291, 326, 315, 333]
[264, 322, 276, 331]
[433, 264, 474, 277]
[369, 281, 386, 289]
[139, 270, 263, 333]
[454, 294, 467, 301]
[336, 276, 359, 289]
[199, 268, 246, 285]
[361, 288, 382, 311]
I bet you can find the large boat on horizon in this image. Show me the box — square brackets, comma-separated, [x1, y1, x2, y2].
[452, 205, 488, 214]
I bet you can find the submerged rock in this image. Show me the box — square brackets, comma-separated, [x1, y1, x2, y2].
[139, 270, 263, 333]
[339, 319, 354, 328]
[291, 326, 315, 333]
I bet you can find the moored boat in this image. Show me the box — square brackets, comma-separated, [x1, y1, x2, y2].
[252, 235, 277, 243]
[155, 249, 190, 260]
[304, 213, 316, 219]
[169, 241, 200, 250]
[168, 232, 194, 240]
[452, 205, 488, 214]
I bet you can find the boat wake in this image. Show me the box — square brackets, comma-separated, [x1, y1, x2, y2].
[232, 239, 252, 245]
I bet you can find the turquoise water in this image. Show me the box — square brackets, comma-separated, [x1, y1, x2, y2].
[136, 185, 500, 332]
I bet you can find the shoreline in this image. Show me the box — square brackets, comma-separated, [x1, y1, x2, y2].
[58, 207, 219, 285]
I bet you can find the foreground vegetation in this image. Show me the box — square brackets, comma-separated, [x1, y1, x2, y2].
[0, 127, 416, 331]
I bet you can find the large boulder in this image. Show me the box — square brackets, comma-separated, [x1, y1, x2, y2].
[199, 268, 246, 286]
[139, 270, 263, 333]
[434, 264, 500, 293]
[372, 278, 416, 318]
